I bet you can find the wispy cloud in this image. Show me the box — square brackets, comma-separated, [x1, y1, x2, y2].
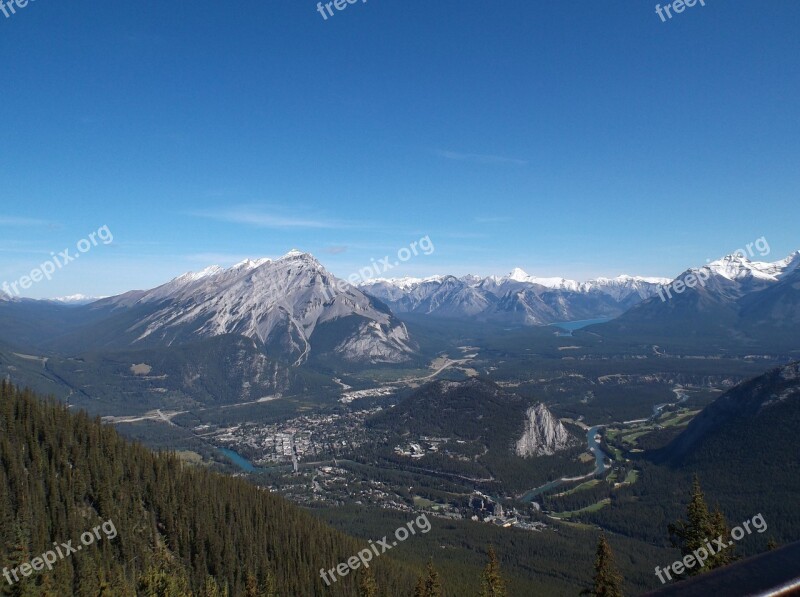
[435, 149, 527, 166]
[441, 231, 490, 240]
[325, 245, 349, 254]
[474, 216, 512, 224]
[0, 215, 55, 227]
[190, 205, 354, 230]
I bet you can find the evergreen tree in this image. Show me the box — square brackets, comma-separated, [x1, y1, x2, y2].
[137, 546, 192, 597]
[201, 576, 221, 597]
[261, 569, 278, 597]
[479, 545, 507, 597]
[244, 572, 259, 597]
[583, 534, 623, 597]
[708, 506, 735, 568]
[358, 566, 379, 597]
[412, 575, 426, 597]
[668, 476, 712, 576]
[412, 559, 442, 597]
[669, 477, 733, 575]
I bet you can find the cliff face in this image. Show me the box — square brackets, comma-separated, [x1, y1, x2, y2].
[515, 403, 575, 457]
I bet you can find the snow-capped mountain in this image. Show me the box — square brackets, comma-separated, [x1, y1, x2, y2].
[584, 275, 673, 302]
[601, 250, 800, 349]
[47, 294, 105, 305]
[360, 269, 669, 325]
[92, 250, 415, 364]
[486, 268, 583, 292]
[695, 251, 800, 286]
[362, 275, 494, 317]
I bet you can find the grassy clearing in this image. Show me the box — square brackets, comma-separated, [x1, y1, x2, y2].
[554, 479, 601, 497]
[550, 498, 611, 519]
[659, 410, 700, 427]
[623, 469, 639, 484]
[413, 496, 437, 508]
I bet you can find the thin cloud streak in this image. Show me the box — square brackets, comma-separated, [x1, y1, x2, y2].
[435, 149, 528, 166]
[474, 216, 512, 224]
[325, 246, 349, 254]
[189, 206, 357, 230]
[0, 216, 55, 227]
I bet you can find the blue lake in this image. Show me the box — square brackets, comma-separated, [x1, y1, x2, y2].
[219, 447, 257, 472]
[550, 317, 613, 336]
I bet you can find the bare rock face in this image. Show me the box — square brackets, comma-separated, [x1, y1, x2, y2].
[515, 403, 575, 457]
[95, 250, 415, 364]
[334, 319, 414, 363]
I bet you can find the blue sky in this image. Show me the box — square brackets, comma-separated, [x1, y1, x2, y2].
[1, 0, 799, 298]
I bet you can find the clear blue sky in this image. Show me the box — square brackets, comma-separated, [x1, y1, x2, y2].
[1, 0, 799, 298]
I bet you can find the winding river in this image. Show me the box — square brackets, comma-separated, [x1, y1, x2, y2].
[520, 425, 610, 502]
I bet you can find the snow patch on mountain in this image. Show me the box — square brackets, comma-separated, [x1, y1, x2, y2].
[48, 294, 106, 305]
[363, 270, 668, 297]
[585, 275, 672, 301]
[682, 251, 800, 293]
[501, 268, 582, 291]
[360, 269, 670, 325]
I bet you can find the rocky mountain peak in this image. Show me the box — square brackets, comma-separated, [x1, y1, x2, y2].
[515, 403, 575, 457]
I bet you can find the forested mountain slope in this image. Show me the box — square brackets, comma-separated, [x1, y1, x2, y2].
[0, 381, 415, 596]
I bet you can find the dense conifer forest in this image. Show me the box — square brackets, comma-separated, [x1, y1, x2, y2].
[0, 381, 421, 596]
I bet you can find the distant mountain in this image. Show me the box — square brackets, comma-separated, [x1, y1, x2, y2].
[84, 250, 415, 365]
[361, 275, 495, 318]
[0, 251, 420, 408]
[654, 361, 800, 532]
[594, 250, 800, 349]
[360, 270, 669, 325]
[738, 265, 800, 329]
[47, 294, 105, 305]
[665, 360, 800, 462]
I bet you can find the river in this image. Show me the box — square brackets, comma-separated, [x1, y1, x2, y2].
[520, 425, 610, 502]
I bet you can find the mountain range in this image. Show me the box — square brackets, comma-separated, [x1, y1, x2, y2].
[1, 248, 799, 376]
[360, 271, 670, 325]
[596, 251, 800, 350]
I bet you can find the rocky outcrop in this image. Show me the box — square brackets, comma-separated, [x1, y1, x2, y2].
[515, 403, 575, 457]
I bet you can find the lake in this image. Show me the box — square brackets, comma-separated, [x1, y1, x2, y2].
[550, 317, 613, 336]
[218, 447, 257, 472]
